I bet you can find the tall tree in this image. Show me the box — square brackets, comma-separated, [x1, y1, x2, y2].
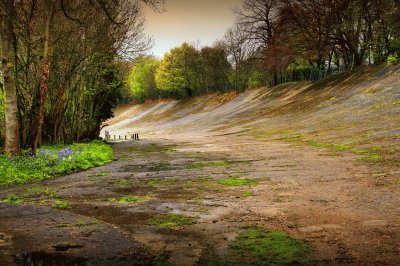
[0, 0, 20, 155]
[155, 42, 202, 98]
[29, 0, 56, 154]
[200, 44, 231, 93]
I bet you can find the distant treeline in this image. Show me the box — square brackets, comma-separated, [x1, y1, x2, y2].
[125, 0, 400, 102]
[127, 42, 254, 101]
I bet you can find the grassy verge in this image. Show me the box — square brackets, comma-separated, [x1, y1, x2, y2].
[0, 140, 114, 187]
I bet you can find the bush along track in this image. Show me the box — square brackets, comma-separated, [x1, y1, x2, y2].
[0, 140, 114, 187]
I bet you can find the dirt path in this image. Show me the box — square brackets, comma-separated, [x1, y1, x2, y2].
[1, 133, 400, 265]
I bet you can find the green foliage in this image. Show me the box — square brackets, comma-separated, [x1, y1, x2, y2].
[247, 70, 267, 88]
[229, 228, 312, 265]
[128, 57, 160, 101]
[126, 43, 233, 101]
[0, 140, 113, 187]
[156, 42, 202, 98]
[387, 54, 399, 64]
[200, 45, 232, 92]
[0, 89, 4, 148]
[2, 194, 25, 204]
[218, 177, 258, 186]
[147, 213, 197, 228]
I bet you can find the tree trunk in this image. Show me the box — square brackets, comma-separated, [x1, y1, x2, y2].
[29, 0, 55, 154]
[0, 3, 21, 155]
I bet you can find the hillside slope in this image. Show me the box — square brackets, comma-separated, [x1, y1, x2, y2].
[104, 65, 400, 172]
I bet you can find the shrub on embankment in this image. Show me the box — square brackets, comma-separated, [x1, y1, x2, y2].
[0, 140, 113, 187]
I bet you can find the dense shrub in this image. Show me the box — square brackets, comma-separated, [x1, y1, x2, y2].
[387, 54, 399, 65]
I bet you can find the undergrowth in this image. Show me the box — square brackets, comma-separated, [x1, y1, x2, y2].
[0, 140, 113, 187]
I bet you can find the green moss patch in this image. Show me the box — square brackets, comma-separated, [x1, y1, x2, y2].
[198, 228, 312, 265]
[229, 228, 312, 265]
[147, 213, 196, 228]
[108, 196, 148, 203]
[219, 177, 258, 186]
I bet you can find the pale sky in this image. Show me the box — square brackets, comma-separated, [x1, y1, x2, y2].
[143, 0, 242, 58]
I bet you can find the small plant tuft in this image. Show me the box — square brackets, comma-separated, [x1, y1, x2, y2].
[242, 191, 252, 198]
[147, 213, 196, 228]
[2, 194, 24, 204]
[53, 200, 70, 209]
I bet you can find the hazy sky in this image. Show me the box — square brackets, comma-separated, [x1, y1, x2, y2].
[143, 0, 242, 58]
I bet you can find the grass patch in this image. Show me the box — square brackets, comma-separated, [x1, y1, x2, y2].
[1, 187, 63, 205]
[0, 140, 114, 188]
[24, 186, 60, 199]
[242, 191, 252, 198]
[53, 200, 70, 209]
[147, 213, 196, 228]
[357, 154, 382, 161]
[229, 228, 312, 265]
[198, 228, 312, 265]
[108, 196, 148, 203]
[186, 161, 232, 169]
[56, 220, 100, 228]
[1, 194, 25, 204]
[219, 177, 258, 186]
